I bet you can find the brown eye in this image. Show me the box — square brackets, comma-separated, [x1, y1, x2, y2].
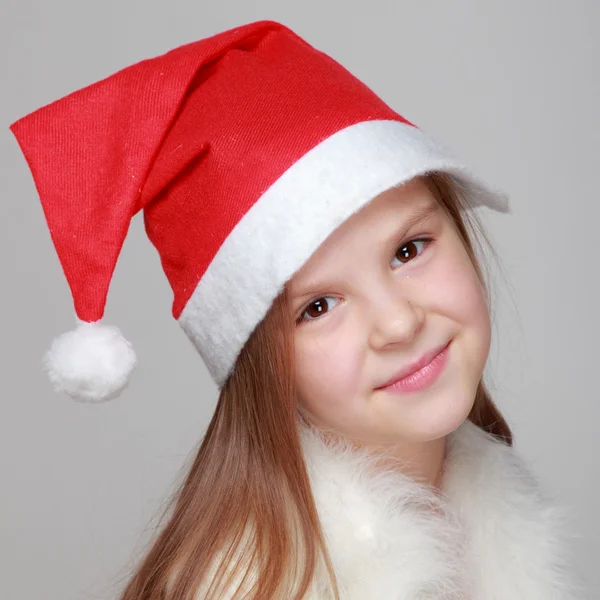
[299, 297, 339, 323]
[392, 238, 430, 266]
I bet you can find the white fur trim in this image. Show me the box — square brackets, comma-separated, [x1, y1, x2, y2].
[43, 320, 137, 402]
[178, 119, 510, 388]
[301, 424, 468, 598]
[298, 419, 580, 599]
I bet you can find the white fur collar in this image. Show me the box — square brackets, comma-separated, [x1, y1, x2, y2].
[299, 419, 580, 599]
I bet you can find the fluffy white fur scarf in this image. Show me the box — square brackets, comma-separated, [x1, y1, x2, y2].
[300, 418, 581, 599]
[185, 419, 581, 599]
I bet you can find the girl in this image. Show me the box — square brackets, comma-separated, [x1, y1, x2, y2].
[10, 19, 579, 600]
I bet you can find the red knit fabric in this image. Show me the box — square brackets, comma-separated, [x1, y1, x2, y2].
[10, 20, 412, 322]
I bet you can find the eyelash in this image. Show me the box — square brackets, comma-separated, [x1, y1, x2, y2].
[295, 236, 434, 326]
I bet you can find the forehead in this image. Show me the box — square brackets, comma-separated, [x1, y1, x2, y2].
[363, 175, 437, 214]
[324, 177, 439, 244]
[288, 177, 441, 292]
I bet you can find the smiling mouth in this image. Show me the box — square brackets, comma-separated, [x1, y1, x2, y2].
[375, 340, 451, 390]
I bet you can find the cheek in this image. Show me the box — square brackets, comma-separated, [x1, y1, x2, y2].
[294, 329, 363, 416]
[428, 239, 487, 319]
[427, 239, 491, 361]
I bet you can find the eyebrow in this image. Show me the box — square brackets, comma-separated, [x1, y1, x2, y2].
[394, 199, 440, 236]
[291, 198, 441, 305]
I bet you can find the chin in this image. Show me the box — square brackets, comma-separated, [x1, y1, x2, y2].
[381, 380, 478, 444]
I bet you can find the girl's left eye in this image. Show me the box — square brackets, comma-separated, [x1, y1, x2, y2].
[391, 237, 431, 267]
[296, 236, 433, 325]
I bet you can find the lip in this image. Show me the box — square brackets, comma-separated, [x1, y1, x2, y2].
[375, 340, 451, 390]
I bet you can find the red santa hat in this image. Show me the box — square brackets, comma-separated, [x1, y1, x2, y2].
[9, 19, 509, 403]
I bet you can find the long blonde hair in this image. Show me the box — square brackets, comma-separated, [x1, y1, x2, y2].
[114, 172, 513, 600]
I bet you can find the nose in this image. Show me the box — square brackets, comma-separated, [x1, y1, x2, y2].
[369, 292, 425, 350]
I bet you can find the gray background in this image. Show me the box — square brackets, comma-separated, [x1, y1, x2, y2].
[1, 1, 597, 598]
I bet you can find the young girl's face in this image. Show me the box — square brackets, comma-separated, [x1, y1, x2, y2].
[289, 176, 491, 446]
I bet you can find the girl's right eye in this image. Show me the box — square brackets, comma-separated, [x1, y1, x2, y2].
[296, 296, 341, 325]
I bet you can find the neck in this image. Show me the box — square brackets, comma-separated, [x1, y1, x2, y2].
[367, 435, 448, 490]
[316, 427, 448, 490]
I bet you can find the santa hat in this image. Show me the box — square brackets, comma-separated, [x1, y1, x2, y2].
[9, 19, 509, 403]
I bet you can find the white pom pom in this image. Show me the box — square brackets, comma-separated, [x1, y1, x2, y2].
[42, 320, 137, 402]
